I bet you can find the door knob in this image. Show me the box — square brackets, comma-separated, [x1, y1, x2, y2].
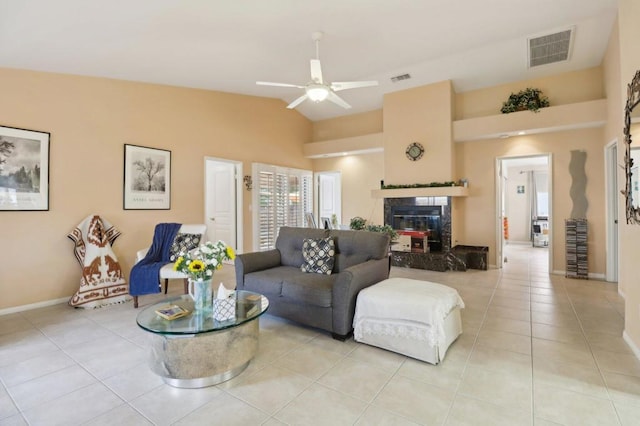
[209, 217, 215, 221]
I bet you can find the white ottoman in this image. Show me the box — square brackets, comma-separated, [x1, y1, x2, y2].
[353, 277, 464, 364]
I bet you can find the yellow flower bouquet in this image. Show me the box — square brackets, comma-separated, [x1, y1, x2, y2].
[173, 240, 235, 281]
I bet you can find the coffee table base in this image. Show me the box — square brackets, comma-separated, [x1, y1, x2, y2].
[162, 361, 249, 388]
[148, 319, 258, 388]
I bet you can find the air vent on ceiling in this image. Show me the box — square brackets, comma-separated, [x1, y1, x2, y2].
[391, 73, 411, 83]
[528, 28, 574, 68]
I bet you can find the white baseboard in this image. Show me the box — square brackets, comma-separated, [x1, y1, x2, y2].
[623, 331, 640, 361]
[618, 287, 626, 299]
[0, 297, 69, 316]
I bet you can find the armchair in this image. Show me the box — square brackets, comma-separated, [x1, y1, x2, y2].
[132, 224, 207, 308]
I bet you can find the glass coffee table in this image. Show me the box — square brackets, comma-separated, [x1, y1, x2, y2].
[136, 290, 269, 388]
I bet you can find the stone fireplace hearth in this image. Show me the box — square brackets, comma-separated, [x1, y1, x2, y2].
[384, 196, 487, 271]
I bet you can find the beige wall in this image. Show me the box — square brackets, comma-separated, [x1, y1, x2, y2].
[383, 80, 455, 184]
[0, 68, 311, 310]
[455, 67, 605, 120]
[602, 16, 624, 295]
[618, 0, 640, 354]
[309, 111, 385, 229]
[456, 128, 605, 272]
[311, 110, 382, 142]
[312, 69, 610, 275]
[312, 153, 384, 226]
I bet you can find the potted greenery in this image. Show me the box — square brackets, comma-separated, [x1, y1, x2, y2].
[500, 88, 550, 113]
[349, 216, 398, 241]
[349, 216, 367, 231]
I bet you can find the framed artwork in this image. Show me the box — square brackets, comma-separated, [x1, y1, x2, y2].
[321, 216, 332, 229]
[0, 125, 50, 211]
[123, 144, 171, 210]
[304, 212, 317, 228]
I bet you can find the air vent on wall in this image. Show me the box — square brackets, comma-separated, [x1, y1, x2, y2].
[391, 73, 411, 83]
[528, 28, 574, 68]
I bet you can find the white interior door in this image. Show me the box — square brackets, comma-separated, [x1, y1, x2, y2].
[317, 172, 341, 228]
[205, 159, 239, 254]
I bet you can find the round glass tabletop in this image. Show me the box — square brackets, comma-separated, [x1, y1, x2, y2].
[136, 290, 269, 336]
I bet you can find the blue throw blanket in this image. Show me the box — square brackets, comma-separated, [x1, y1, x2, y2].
[129, 223, 181, 296]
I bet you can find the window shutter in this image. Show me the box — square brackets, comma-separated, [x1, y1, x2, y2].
[275, 171, 288, 230]
[287, 174, 301, 227]
[257, 170, 274, 251]
[301, 173, 313, 218]
[253, 164, 313, 251]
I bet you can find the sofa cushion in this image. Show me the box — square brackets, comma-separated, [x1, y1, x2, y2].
[301, 237, 335, 275]
[277, 227, 328, 267]
[243, 266, 299, 295]
[169, 233, 202, 261]
[282, 272, 337, 308]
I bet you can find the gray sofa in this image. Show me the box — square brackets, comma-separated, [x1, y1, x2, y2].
[235, 226, 390, 339]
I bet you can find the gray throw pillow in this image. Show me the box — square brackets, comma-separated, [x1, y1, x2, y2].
[300, 237, 335, 275]
[169, 233, 202, 261]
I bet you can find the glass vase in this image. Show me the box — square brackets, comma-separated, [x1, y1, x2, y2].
[188, 278, 213, 314]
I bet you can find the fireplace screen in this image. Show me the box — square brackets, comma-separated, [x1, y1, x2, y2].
[391, 206, 442, 251]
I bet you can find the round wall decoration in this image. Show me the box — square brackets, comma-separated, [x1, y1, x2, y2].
[405, 142, 424, 161]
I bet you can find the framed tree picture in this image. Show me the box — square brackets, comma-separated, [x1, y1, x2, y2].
[0, 125, 50, 211]
[123, 144, 171, 210]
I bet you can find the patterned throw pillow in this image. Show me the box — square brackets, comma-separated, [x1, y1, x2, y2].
[169, 233, 202, 261]
[300, 237, 335, 275]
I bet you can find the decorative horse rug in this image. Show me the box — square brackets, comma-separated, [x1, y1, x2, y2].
[68, 215, 129, 308]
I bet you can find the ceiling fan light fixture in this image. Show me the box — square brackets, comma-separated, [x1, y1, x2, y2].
[258, 32, 374, 110]
[306, 85, 329, 102]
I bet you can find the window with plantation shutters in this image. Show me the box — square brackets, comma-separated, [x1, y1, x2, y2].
[253, 163, 313, 251]
[301, 174, 313, 223]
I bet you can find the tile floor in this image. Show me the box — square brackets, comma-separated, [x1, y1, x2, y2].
[1, 245, 640, 425]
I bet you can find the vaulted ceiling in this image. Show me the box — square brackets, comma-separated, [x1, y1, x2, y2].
[0, 0, 618, 121]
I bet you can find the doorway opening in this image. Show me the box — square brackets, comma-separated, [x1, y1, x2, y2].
[496, 154, 552, 272]
[204, 157, 243, 255]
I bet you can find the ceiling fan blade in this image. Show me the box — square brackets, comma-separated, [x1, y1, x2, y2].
[327, 91, 352, 109]
[331, 81, 379, 92]
[287, 94, 308, 109]
[257, 81, 304, 89]
[310, 59, 323, 84]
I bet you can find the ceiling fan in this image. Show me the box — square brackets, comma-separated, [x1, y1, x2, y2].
[257, 31, 378, 110]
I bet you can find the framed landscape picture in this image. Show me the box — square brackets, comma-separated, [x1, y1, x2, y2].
[0, 125, 50, 211]
[123, 144, 171, 210]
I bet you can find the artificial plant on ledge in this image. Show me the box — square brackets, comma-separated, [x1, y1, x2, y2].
[380, 181, 459, 189]
[500, 88, 550, 114]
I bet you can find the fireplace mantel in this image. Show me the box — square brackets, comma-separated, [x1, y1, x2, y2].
[372, 186, 469, 198]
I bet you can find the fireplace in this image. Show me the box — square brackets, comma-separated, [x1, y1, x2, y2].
[390, 205, 442, 252]
[384, 197, 451, 253]
[382, 196, 487, 272]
